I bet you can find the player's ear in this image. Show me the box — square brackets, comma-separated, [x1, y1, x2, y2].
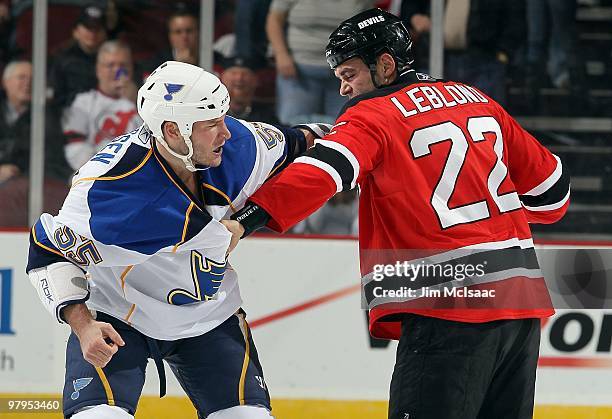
[162, 121, 181, 140]
[379, 53, 396, 79]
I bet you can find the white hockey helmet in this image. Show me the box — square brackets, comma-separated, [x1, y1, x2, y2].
[137, 61, 230, 171]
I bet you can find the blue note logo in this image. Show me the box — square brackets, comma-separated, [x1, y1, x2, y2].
[71, 377, 93, 400]
[164, 83, 184, 101]
[167, 251, 227, 305]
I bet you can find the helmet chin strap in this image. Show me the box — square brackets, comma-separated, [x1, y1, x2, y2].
[368, 60, 392, 89]
[156, 135, 199, 172]
[369, 63, 383, 88]
[368, 54, 401, 89]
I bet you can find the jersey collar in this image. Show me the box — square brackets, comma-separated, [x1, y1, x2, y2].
[151, 139, 207, 212]
[337, 70, 440, 118]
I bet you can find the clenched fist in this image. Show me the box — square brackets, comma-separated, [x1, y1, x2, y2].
[221, 219, 245, 254]
[63, 304, 125, 368]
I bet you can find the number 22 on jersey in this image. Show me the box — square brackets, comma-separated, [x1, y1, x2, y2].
[410, 116, 521, 229]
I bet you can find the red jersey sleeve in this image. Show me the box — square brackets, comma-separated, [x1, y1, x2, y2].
[249, 106, 385, 232]
[495, 103, 570, 224]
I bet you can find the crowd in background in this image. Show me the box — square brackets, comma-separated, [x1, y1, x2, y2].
[0, 0, 605, 232]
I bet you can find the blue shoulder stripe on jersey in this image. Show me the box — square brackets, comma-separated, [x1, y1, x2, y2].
[200, 116, 257, 204]
[100, 143, 150, 178]
[31, 221, 63, 257]
[87, 152, 211, 255]
[27, 223, 69, 272]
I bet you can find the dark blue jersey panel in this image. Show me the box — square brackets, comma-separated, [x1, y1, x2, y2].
[26, 221, 69, 272]
[200, 116, 257, 203]
[87, 155, 191, 255]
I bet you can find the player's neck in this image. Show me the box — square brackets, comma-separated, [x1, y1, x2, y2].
[156, 140, 199, 194]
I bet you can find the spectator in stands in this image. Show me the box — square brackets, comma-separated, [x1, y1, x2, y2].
[0, 61, 29, 183]
[62, 40, 141, 171]
[0, 60, 71, 226]
[234, 0, 273, 69]
[220, 56, 279, 124]
[0, 60, 69, 182]
[266, 0, 375, 125]
[526, 0, 576, 90]
[402, 0, 526, 105]
[49, 4, 108, 109]
[142, 7, 199, 80]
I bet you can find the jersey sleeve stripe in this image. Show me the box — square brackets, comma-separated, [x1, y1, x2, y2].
[315, 139, 360, 189]
[330, 121, 348, 134]
[301, 143, 356, 191]
[294, 156, 344, 193]
[523, 154, 563, 196]
[522, 189, 570, 212]
[519, 160, 570, 211]
[31, 223, 64, 257]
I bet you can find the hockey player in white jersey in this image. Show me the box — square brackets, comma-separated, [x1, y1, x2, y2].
[26, 61, 329, 419]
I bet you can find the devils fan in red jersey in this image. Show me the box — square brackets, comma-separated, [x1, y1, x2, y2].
[227, 8, 570, 419]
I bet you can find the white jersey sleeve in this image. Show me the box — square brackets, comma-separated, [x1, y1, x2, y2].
[201, 116, 297, 219]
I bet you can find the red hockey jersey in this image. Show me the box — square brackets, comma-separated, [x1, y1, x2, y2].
[250, 71, 569, 340]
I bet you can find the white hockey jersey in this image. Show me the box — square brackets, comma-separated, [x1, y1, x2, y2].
[62, 89, 143, 171]
[30, 116, 289, 340]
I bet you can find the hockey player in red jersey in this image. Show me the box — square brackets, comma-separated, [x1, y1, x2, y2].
[227, 8, 570, 419]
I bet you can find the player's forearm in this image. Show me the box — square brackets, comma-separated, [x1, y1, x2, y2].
[246, 164, 338, 233]
[62, 303, 94, 336]
[266, 11, 291, 58]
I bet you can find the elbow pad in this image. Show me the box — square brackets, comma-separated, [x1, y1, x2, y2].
[28, 262, 90, 324]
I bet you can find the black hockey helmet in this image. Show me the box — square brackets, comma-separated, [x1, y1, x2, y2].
[326, 8, 414, 77]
